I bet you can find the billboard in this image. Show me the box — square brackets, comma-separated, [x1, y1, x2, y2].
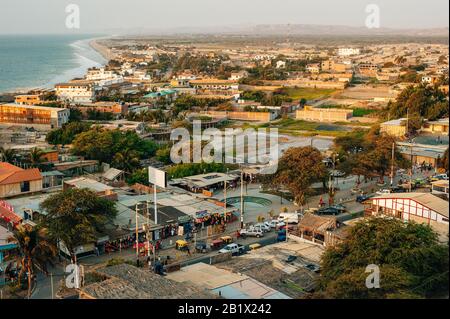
[148, 166, 167, 188]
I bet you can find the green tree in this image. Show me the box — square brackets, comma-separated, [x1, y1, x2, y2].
[0, 146, 16, 163]
[263, 146, 327, 205]
[28, 147, 44, 167]
[9, 225, 57, 297]
[316, 217, 449, 299]
[112, 148, 141, 173]
[40, 188, 117, 263]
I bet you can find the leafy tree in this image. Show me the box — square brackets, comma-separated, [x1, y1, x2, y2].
[126, 168, 149, 185]
[28, 147, 44, 167]
[68, 108, 83, 122]
[40, 188, 117, 263]
[46, 122, 92, 145]
[0, 146, 16, 163]
[71, 128, 157, 164]
[263, 146, 327, 205]
[156, 146, 172, 164]
[112, 148, 141, 173]
[316, 217, 449, 298]
[9, 225, 57, 297]
[167, 162, 230, 179]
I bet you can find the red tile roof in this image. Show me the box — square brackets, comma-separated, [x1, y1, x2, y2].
[0, 162, 42, 185]
[0, 205, 22, 225]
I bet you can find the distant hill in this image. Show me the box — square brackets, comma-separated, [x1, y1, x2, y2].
[116, 24, 449, 37]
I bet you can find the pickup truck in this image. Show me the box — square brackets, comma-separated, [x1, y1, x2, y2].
[219, 243, 245, 255]
[239, 228, 264, 238]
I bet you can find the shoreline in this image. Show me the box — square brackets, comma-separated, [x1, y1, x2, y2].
[0, 36, 110, 96]
[89, 38, 114, 62]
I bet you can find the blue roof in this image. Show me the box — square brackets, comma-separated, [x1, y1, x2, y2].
[144, 90, 176, 98]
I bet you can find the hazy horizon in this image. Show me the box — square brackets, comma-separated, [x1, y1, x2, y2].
[0, 0, 448, 35]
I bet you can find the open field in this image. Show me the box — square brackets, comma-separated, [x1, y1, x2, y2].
[281, 87, 338, 100]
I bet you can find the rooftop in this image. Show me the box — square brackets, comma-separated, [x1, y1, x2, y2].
[0, 162, 42, 186]
[0, 103, 67, 112]
[371, 193, 449, 218]
[81, 263, 215, 299]
[381, 118, 407, 126]
[64, 177, 113, 193]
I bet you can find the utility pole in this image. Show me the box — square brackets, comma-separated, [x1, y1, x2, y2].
[135, 203, 139, 261]
[390, 142, 395, 187]
[50, 272, 54, 299]
[409, 139, 414, 192]
[146, 200, 151, 258]
[240, 167, 244, 229]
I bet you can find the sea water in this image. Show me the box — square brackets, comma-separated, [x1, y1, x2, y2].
[0, 34, 107, 93]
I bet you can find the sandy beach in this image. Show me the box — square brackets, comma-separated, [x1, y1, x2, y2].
[90, 39, 114, 62]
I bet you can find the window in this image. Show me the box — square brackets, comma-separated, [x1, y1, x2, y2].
[20, 181, 30, 192]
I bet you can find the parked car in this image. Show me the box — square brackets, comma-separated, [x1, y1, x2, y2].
[277, 229, 286, 242]
[219, 243, 245, 255]
[195, 241, 208, 253]
[356, 194, 372, 203]
[430, 174, 448, 181]
[316, 205, 345, 216]
[277, 212, 299, 224]
[286, 255, 297, 263]
[376, 189, 391, 195]
[269, 219, 285, 228]
[239, 228, 264, 238]
[390, 186, 406, 193]
[329, 170, 345, 177]
[253, 223, 271, 233]
[305, 263, 320, 273]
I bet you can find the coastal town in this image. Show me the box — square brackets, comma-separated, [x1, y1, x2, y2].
[0, 33, 449, 301]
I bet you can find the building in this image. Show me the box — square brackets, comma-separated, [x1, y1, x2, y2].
[167, 262, 291, 299]
[14, 94, 43, 105]
[338, 48, 360, 56]
[85, 67, 123, 86]
[63, 177, 117, 201]
[431, 180, 449, 199]
[358, 63, 378, 77]
[0, 103, 70, 129]
[143, 89, 177, 102]
[229, 71, 248, 81]
[71, 102, 128, 117]
[0, 162, 42, 198]
[296, 106, 353, 122]
[207, 110, 277, 122]
[364, 193, 449, 240]
[55, 82, 95, 103]
[421, 118, 449, 135]
[80, 263, 215, 299]
[306, 63, 320, 74]
[421, 75, 439, 85]
[190, 79, 239, 96]
[380, 118, 407, 137]
[321, 60, 348, 73]
[396, 142, 447, 168]
[0, 224, 18, 266]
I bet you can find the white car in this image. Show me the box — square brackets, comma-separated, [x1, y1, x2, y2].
[253, 223, 271, 232]
[239, 228, 264, 238]
[376, 189, 391, 195]
[269, 219, 284, 228]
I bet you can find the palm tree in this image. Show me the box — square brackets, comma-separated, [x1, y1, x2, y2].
[0, 146, 16, 163]
[8, 225, 57, 298]
[28, 147, 44, 167]
[112, 148, 141, 173]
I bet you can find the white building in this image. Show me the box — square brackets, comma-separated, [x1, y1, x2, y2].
[364, 193, 449, 241]
[338, 48, 361, 56]
[228, 71, 249, 81]
[85, 67, 124, 87]
[276, 61, 286, 69]
[55, 82, 96, 103]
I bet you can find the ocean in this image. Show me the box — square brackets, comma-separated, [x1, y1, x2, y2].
[0, 34, 107, 94]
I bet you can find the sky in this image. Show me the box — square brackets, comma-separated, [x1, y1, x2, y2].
[0, 0, 448, 34]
